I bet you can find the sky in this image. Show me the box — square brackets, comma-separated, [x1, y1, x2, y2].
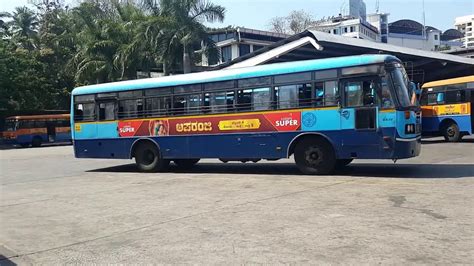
[1, 0, 473, 32]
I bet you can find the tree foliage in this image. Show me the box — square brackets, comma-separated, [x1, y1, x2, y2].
[268, 10, 314, 35]
[0, 0, 225, 112]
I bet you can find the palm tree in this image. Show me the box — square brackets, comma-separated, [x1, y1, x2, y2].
[8, 7, 39, 50]
[157, 0, 225, 74]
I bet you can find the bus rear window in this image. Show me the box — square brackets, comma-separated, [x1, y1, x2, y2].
[75, 103, 95, 121]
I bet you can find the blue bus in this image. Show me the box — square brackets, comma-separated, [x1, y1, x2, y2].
[71, 54, 421, 174]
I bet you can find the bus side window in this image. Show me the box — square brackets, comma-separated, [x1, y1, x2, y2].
[252, 88, 271, 111]
[205, 91, 235, 113]
[173, 95, 186, 115]
[98, 102, 115, 121]
[75, 103, 95, 121]
[237, 89, 252, 111]
[298, 84, 312, 107]
[35, 120, 46, 128]
[427, 93, 437, 105]
[119, 99, 144, 119]
[446, 90, 465, 104]
[314, 83, 324, 106]
[436, 92, 445, 104]
[75, 104, 84, 121]
[380, 81, 395, 108]
[345, 82, 364, 107]
[146, 97, 171, 117]
[324, 81, 339, 106]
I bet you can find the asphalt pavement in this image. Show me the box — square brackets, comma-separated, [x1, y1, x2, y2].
[0, 137, 473, 264]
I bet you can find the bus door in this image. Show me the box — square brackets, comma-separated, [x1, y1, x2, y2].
[46, 120, 56, 142]
[340, 76, 382, 157]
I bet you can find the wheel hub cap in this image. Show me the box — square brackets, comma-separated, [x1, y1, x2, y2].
[305, 146, 323, 166]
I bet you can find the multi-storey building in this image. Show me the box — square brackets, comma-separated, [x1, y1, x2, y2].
[455, 14, 474, 47]
[309, 16, 379, 42]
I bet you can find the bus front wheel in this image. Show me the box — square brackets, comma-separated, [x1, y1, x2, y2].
[441, 121, 461, 142]
[134, 142, 169, 172]
[174, 159, 200, 169]
[294, 138, 336, 175]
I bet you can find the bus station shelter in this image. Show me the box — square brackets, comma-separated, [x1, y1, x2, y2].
[214, 30, 474, 84]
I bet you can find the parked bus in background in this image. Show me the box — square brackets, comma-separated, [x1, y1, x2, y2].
[1, 114, 71, 147]
[71, 55, 421, 175]
[420, 76, 474, 142]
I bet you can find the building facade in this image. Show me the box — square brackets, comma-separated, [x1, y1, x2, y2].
[455, 14, 474, 47]
[201, 27, 288, 66]
[367, 13, 389, 43]
[309, 16, 379, 42]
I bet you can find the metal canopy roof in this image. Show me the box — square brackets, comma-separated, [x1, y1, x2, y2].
[216, 30, 474, 84]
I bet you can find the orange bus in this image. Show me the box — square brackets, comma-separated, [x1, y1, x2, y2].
[2, 114, 71, 147]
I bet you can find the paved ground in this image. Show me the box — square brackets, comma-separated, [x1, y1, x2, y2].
[0, 137, 473, 264]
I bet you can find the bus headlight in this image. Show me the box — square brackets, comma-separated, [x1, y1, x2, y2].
[405, 124, 415, 134]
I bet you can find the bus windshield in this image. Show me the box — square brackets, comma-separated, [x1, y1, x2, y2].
[390, 66, 416, 107]
[5, 120, 17, 131]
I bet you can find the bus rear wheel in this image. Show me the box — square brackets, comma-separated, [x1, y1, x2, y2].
[441, 121, 461, 142]
[174, 159, 200, 169]
[294, 138, 336, 175]
[134, 142, 169, 172]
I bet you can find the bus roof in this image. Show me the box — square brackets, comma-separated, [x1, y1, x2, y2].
[72, 54, 399, 96]
[422, 75, 474, 89]
[6, 114, 70, 120]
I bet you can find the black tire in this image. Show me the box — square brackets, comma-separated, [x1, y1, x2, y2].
[174, 159, 200, 169]
[294, 138, 336, 175]
[336, 159, 353, 168]
[31, 136, 42, 147]
[20, 143, 30, 148]
[441, 122, 461, 142]
[134, 142, 169, 172]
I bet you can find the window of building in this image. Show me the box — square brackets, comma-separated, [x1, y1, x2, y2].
[344, 27, 348, 33]
[333, 29, 337, 34]
[434, 34, 438, 40]
[253, 45, 264, 51]
[239, 44, 251, 56]
[237, 87, 271, 111]
[221, 45, 232, 62]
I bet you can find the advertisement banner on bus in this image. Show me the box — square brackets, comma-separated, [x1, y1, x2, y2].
[117, 111, 301, 137]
